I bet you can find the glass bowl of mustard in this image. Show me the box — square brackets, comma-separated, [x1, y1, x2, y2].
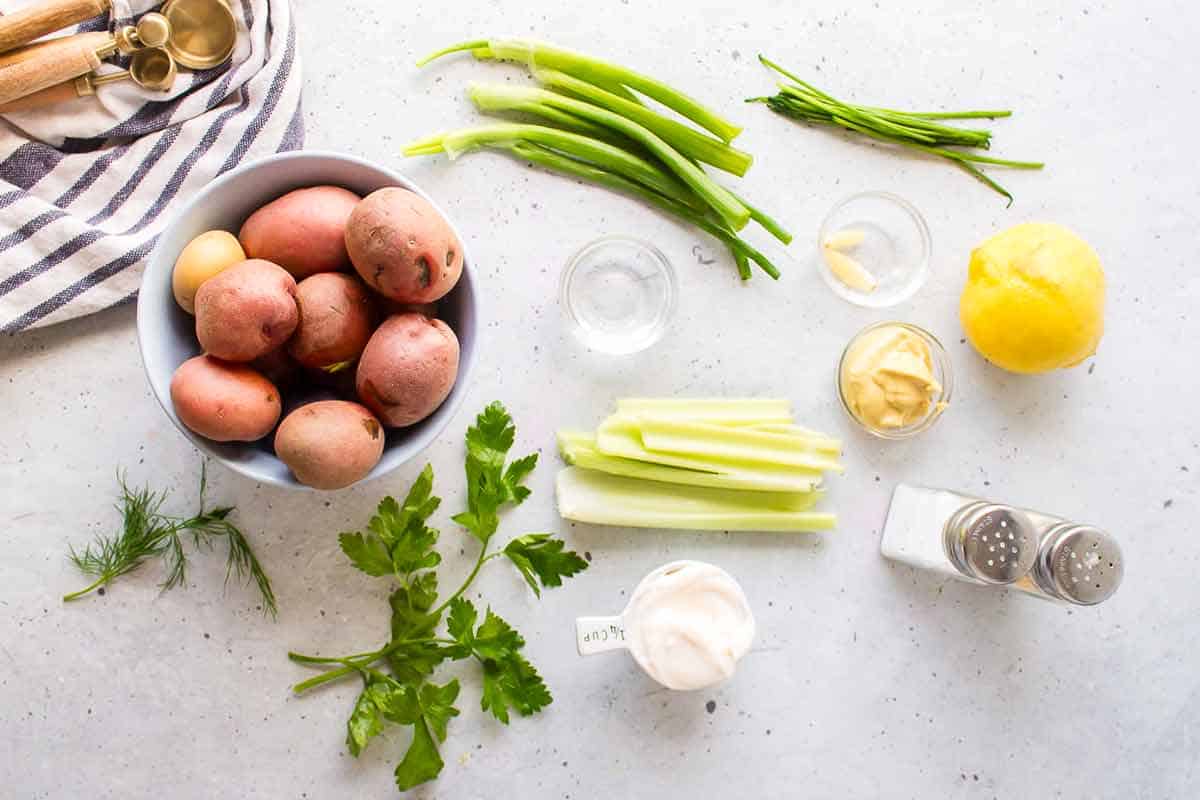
[836, 321, 953, 439]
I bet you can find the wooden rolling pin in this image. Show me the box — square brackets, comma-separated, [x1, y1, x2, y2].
[0, 30, 110, 106]
[0, 0, 110, 54]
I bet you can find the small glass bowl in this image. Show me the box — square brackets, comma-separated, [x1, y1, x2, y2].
[817, 191, 931, 308]
[836, 321, 953, 440]
[560, 236, 678, 355]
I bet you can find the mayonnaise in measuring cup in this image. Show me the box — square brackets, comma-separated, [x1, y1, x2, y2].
[624, 561, 756, 691]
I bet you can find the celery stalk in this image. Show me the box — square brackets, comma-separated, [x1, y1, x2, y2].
[533, 68, 754, 176]
[615, 397, 792, 424]
[419, 38, 744, 143]
[746, 424, 842, 454]
[596, 421, 826, 482]
[467, 83, 751, 230]
[558, 432, 818, 493]
[556, 467, 836, 532]
[635, 418, 844, 471]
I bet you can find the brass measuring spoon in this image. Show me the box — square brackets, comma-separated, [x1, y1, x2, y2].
[0, 47, 176, 113]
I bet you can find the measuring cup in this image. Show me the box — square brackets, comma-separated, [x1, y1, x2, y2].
[160, 0, 236, 70]
[576, 560, 756, 691]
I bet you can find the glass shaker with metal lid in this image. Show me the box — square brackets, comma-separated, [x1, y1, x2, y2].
[881, 483, 1123, 605]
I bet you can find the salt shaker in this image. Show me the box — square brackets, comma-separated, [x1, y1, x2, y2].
[881, 483, 1123, 605]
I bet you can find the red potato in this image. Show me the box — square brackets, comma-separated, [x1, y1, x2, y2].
[239, 186, 361, 279]
[356, 313, 460, 427]
[345, 187, 463, 304]
[170, 356, 281, 442]
[194, 259, 299, 362]
[288, 273, 376, 369]
[274, 400, 385, 490]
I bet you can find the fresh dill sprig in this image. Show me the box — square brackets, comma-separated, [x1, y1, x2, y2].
[63, 464, 278, 617]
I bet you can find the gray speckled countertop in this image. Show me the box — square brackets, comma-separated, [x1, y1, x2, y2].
[2, 1, 1197, 797]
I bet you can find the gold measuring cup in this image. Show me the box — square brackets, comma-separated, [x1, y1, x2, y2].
[159, 0, 236, 70]
[0, 46, 176, 112]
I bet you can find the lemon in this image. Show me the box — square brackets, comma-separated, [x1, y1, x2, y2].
[960, 222, 1105, 374]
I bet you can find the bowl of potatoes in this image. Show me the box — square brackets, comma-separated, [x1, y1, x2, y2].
[137, 150, 479, 490]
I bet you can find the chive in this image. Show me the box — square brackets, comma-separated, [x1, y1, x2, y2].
[752, 55, 1043, 202]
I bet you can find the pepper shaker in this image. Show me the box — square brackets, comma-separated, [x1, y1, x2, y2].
[881, 483, 1123, 605]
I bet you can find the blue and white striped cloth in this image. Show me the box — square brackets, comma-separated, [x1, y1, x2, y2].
[0, 0, 303, 333]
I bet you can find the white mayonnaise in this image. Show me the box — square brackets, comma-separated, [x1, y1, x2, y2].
[623, 560, 755, 691]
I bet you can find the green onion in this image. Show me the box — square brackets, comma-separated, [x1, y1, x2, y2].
[419, 38, 743, 143]
[467, 83, 751, 230]
[750, 55, 1043, 204]
[532, 68, 754, 177]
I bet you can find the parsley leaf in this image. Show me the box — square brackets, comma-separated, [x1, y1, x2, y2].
[346, 681, 389, 757]
[452, 402, 537, 543]
[391, 678, 459, 791]
[338, 531, 393, 576]
[481, 649, 552, 724]
[394, 717, 443, 791]
[341, 466, 442, 579]
[419, 679, 461, 742]
[503, 534, 589, 597]
[446, 596, 477, 643]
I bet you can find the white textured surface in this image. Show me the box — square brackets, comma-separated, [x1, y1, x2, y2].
[2, 1, 1197, 797]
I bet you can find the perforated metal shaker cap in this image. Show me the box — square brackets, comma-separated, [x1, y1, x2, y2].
[1034, 524, 1123, 605]
[943, 502, 1038, 584]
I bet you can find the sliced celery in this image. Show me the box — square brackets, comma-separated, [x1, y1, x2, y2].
[633, 418, 844, 472]
[742, 424, 843, 454]
[556, 467, 836, 532]
[614, 397, 792, 424]
[596, 421, 826, 482]
[558, 432, 818, 493]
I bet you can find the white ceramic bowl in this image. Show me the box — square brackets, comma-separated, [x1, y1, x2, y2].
[136, 151, 480, 490]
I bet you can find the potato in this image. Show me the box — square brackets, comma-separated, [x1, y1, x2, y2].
[288, 273, 376, 369]
[345, 187, 463, 304]
[356, 313, 459, 427]
[170, 355, 281, 442]
[194, 259, 299, 362]
[172, 230, 246, 314]
[274, 400, 385, 490]
[239, 186, 360, 279]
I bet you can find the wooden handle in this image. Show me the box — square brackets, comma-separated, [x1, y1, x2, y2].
[0, 75, 84, 112]
[0, 31, 104, 105]
[0, 0, 109, 54]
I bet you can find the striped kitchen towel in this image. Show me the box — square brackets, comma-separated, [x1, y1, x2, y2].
[0, 0, 303, 333]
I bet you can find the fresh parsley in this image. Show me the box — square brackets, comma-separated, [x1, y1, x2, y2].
[288, 401, 588, 793]
[63, 464, 277, 617]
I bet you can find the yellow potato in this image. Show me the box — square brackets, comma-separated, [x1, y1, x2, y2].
[172, 230, 246, 314]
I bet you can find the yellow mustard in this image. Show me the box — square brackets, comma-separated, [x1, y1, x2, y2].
[840, 325, 942, 429]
